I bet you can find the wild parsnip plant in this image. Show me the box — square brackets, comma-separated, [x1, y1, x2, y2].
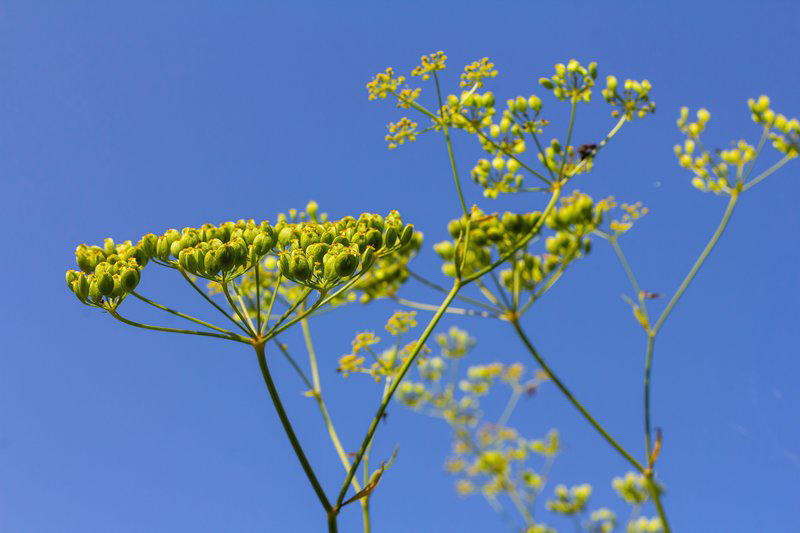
[66, 51, 797, 532]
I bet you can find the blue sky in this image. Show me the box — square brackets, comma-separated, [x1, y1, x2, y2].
[2, 2, 799, 532]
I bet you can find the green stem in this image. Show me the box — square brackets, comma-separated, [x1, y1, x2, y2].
[568, 116, 627, 178]
[742, 154, 792, 192]
[178, 268, 251, 335]
[272, 338, 314, 391]
[392, 296, 498, 319]
[254, 343, 332, 515]
[107, 308, 250, 344]
[647, 477, 671, 533]
[261, 274, 282, 336]
[335, 282, 462, 508]
[559, 99, 578, 179]
[222, 282, 256, 337]
[255, 264, 262, 334]
[510, 318, 644, 472]
[129, 291, 238, 336]
[406, 269, 500, 313]
[643, 334, 656, 457]
[652, 192, 738, 335]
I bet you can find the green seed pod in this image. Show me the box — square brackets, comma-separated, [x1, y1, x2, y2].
[170, 239, 183, 259]
[253, 232, 274, 256]
[539, 78, 554, 89]
[361, 247, 375, 270]
[89, 279, 103, 303]
[277, 226, 296, 247]
[75, 273, 90, 301]
[111, 275, 124, 298]
[156, 236, 170, 260]
[278, 253, 294, 278]
[441, 263, 457, 277]
[292, 256, 311, 280]
[448, 219, 463, 238]
[515, 95, 528, 112]
[334, 252, 358, 277]
[242, 227, 259, 245]
[365, 229, 383, 250]
[384, 227, 398, 248]
[333, 235, 349, 246]
[204, 250, 219, 276]
[545, 236, 559, 255]
[322, 253, 337, 279]
[66, 270, 79, 287]
[300, 230, 319, 250]
[470, 229, 488, 246]
[319, 230, 334, 245]
[178, 249, 192, 271]
[164, 228, 180, 245]
[120, 268, 140, 293]
[97, 271, 115, 296]
[103, 238, 115, 255]
[433, 241, 455, 260]
[306, 243, 328, 265]
[502, 212, 522, 232]
[486, 226, 503, 242]
[216, 245, 235, 271]
[400, 224, 414, 246]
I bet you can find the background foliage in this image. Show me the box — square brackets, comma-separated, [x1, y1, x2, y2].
[2, 1, 799, 531]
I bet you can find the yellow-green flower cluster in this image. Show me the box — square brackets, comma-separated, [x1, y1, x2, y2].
[598, 197, 649, 235]
[366, 67, 404, 100]
[461, 57, 498, 88]
[627, 517, 663, 533]
[539, 59, 597, 103]
[545, 483, 592, 515]
[385, 310, 417, 336]
[67, 237, 149, 308]
[436, 326, 476, 358]
[530, 429, 560, 458]
[612, 471, 650, 505]
[748, 95, 800, 157]
[603, 76, 655, 119]
[469, 94, 545, 197]
[589, 509, 618, 533]
[411, 51, 447, 80]
[385, 117, 418, 149]
[675, 96, 797, 194]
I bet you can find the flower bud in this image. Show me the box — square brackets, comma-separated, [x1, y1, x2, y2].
[539, 78, 554, 89]
[384, 227, 398, 248]
[502, 212, 522, 232]
[515, 95, 528, 112]
[253, 232, 274, 255]
[528, 95, 542, 112]
[334, 252, 358, 277]
[97, 271, 115, 296]
[400, 224, 414, 245]
[74, 273, 90, 301]
[448, 220, 463, 238]
[361, 247, 375, 270]
[292, 255, 311, 280]
[216, 245, 235, 271]
[434, 241, 455, 260]
[365, 229, 383, 249]
[120, 268, 139, 292]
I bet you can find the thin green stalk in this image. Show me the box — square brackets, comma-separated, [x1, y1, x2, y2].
[107, 308, 250, 344]
[407, 269, 500, 313]
[742, 154, 792, 192]
[508, 484, 535, 527]
[263, 286, 314, 338]
[740, 125, 770, 184]
[178, 268, 251, 335]
[335, 282, 462, 509]
[392, 296, 499, 319]
[497, 387, 521, 428]
[255, 264, 262, 333]
[432, 72, 472, 276]
[652, 192, 738, 335]
[518, 261, 567, 316]
[261, 274, 282, 336]
[222, 282, 256, 337]
[647, 478, 671, 533]
[254, 343, 333, 517]
[231, 279, 258, 334]
[608, 236, 649, 324]
[559, 99, 578, 179]
[568, 116, 627, 178]
[129, 291, 238, 336]
[510, 318, 644, 472]
[643, 334, 656, 457]
[272, 338, 314, 391]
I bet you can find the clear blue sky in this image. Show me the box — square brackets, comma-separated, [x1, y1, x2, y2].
[2, 2, 799, 532]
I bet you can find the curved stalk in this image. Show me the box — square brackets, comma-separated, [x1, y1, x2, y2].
[510, 318, 644, 472]
[335, 282, 462, 509]
[254, 343, 333, 525]
[178, 268, 251, 336]
[107, 308, 250, 344]
[129, 291, 238, 336]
